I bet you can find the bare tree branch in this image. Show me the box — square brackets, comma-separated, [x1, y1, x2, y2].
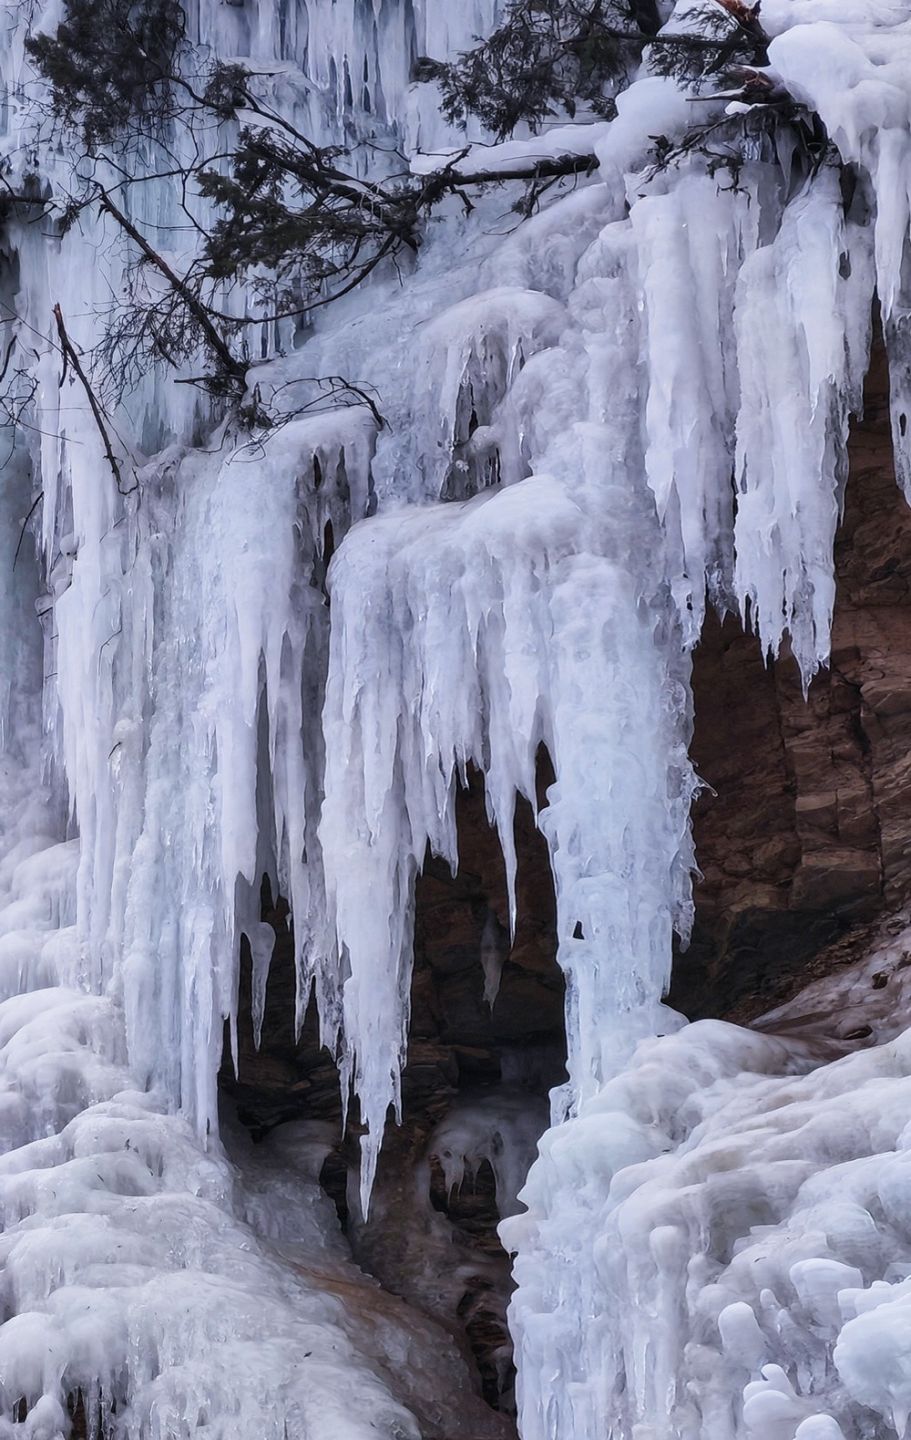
[53, 302, 136, 493]
[96, 188, 246, 390]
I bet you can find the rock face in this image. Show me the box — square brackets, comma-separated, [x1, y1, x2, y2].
[673, 336, 911, 1022]
[221, 335, 911, 1429]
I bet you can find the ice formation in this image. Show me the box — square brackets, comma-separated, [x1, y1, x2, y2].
[0, 0, 910, 1435]
[427, 1090, 546, 1221]
[503, 915, 911, 1440]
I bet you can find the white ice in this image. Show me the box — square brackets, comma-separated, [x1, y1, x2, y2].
[0, 0, 910, 1435]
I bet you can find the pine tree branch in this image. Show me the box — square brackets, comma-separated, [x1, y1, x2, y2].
[97, 188, 246, 387]
[421, 151, 597, 196]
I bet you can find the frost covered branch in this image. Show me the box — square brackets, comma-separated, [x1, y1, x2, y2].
[96, 187, 247, 398]
[22, 0, 810, 439]
[18, 0, 607, 421]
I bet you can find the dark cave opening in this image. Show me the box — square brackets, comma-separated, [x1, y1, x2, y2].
[219, 758, 566, 1421]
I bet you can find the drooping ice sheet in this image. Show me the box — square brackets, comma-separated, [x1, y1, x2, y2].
[0, 0, 911, 1435]
[0, 343, 512, 1436]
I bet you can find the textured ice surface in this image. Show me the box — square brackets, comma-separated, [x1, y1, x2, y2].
[503, 916, 911, 1440]
[2, 514, 512, 1440]
[427, 1090, 547, 1221]
[0, 0, 910, 1434]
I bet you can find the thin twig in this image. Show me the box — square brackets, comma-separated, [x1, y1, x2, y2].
[53, 303, 136, 494]
[97, 188, 246, 387]
[13, 491, 43, 569]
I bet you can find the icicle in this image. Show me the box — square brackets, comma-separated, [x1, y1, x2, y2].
[767, 16, 911, 506]
[732, 166, 874, 682]
[427, 1090, 546, 1220]
[631, 171, 759, 638]
[480, 908, 507, 1009]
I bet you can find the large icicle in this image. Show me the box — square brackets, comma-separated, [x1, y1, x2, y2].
[732, 165, 874, 679]
[630, 171, 758, 640]
[320, 216, 699, 1197]
[764, 10, 911, 498]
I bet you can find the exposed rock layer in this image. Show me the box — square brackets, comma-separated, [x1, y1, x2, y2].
[674, 336, 911, 1022]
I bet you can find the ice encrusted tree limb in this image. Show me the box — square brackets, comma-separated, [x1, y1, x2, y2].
[24, 0, 599, 413]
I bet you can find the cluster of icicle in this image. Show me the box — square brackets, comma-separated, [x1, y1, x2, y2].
[0, 0, 910, 1434]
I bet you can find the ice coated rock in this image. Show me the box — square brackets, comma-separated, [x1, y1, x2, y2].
[0, 0, 910, 1435]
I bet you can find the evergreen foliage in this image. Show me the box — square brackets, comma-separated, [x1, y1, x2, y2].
[431, 0, 769, 137]
[25, 0, 189, 147]
[17, 0, 827, 429]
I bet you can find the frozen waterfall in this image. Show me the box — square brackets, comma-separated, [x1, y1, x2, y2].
[0, 0, 910, 1436]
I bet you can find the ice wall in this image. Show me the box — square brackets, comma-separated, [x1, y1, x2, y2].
[0, 0, 909, 1436]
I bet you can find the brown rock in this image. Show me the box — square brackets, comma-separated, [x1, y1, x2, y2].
[673, 331, 911, 1021]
